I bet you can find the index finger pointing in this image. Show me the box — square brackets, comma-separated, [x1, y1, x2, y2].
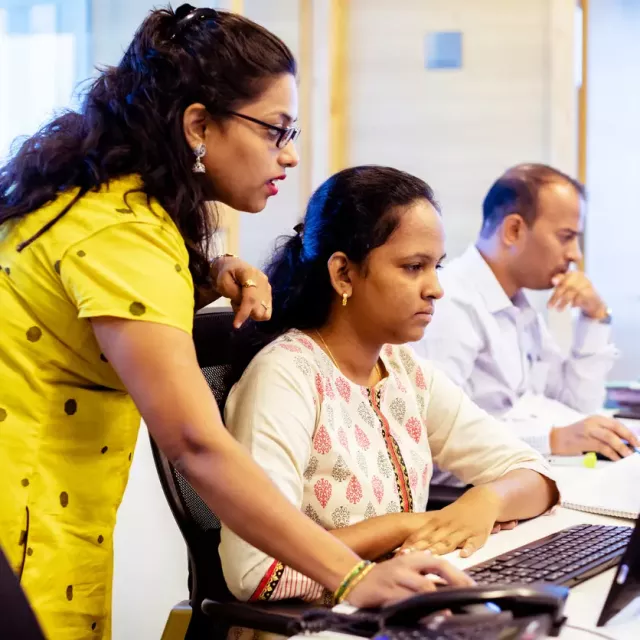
[233, 290, 257, 328]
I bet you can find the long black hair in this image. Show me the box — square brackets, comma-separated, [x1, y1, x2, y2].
[229, 165, 439, 379]
[265, 165, 438, 334]
[0, 4, 295, 290]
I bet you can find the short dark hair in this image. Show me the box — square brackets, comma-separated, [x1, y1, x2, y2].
[265, 165, 439, 334]
[480, 163, 586, 238]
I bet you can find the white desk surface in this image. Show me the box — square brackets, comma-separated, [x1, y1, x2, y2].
[290, 459, 640, 640]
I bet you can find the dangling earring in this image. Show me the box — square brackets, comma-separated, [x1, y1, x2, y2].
[192, 143, 206, 173]
[342, 293, 348, 307]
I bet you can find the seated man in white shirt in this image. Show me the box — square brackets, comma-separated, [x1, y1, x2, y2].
[414, 163, 638, 461]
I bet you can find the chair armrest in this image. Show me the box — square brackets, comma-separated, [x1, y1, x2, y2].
[201, 598, 320, 636]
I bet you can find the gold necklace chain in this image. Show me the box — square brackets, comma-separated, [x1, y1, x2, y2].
[314, 330, 382, 382]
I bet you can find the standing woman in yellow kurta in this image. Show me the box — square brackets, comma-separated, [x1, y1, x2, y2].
[0, 4, 472, 639]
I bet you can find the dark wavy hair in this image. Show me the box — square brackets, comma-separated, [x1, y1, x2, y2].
[265, 165, 439, 334]
[0, 4, 296, 291]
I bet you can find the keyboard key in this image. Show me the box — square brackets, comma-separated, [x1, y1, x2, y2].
[502, 559, 521, 567]
[548, 572, 566, 581]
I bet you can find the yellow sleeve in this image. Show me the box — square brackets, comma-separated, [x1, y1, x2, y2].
[60, 220, 195, 334]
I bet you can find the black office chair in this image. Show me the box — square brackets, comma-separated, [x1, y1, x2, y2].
[152, 307, 469, 639]
[152, 307, 314, 639]
[0, 546, 46, 640]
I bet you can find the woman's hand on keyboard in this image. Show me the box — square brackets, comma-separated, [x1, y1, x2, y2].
[346, 551, 475, 607]
[491, 520, 518, 534]
[399, 487, 505, 558]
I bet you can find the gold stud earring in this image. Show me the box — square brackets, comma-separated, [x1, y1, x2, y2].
[342, 293, 348, 307]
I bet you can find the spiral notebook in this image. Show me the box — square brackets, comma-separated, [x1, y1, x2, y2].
[560, 454, 640, 520]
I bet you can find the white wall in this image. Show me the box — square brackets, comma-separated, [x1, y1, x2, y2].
[346, 0, 579, 345]
[586, 0, 640, 380]
[235, 0, 579, 269]
[348, 0, 575, 258]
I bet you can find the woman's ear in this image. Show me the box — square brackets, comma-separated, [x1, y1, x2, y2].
[182, 103, 209, 149]
[327, 252, 353, 301]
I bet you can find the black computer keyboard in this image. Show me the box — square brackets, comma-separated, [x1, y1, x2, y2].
[467, 523, 633, 588]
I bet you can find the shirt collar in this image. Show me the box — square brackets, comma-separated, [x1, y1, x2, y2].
[458, 245, 533, 315]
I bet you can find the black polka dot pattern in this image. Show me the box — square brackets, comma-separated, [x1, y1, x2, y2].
[100, 353, 108, 363]
[21, 478, 29, 487]
[115, 208, 133, 214]
[128, 452, 132, 461]
[54, 260, 61, 274]
[129, 302, 146, 316]
[77, 250, 86, 258]
[91, 622, 97, 631]
[66, 585, 73, 601]
[97, 535, 104, 544]
[27, 547, 33, 556]
[4, 267, 10, 275]
[0, 408, 6, 422]
[64, 399, 77, 415]
[101, 446, 108, 454]
[26, 327, 42, 342]
[175, 264, 182, 272]
[60, 492, 69, 508]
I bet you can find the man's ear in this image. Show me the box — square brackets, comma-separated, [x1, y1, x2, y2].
[327, 252, 353, 301]
[501, 213, 527, 248]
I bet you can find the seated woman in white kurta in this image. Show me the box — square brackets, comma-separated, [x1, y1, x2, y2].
[220, 166, 559, 603]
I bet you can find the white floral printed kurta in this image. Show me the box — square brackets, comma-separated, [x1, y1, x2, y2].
[220, 330, 553, 602]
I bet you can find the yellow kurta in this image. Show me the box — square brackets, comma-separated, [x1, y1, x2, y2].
[0, 176, 195, 639]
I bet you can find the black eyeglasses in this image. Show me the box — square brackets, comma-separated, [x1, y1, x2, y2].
[227, 111, 300, 149]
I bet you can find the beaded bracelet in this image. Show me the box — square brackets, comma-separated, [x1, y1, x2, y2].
[333, 560, 375, 605]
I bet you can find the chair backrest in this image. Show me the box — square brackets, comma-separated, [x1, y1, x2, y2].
[150, 307, 245, 605]
[0, 545, 46, 639]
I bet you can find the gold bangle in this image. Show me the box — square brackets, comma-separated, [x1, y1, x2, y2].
[338, 562, 376, 605]
[333, 560, 369, 604]
[333, 560, 374, 605]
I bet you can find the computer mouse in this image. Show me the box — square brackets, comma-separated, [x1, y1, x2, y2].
[594, 439, 636, 461]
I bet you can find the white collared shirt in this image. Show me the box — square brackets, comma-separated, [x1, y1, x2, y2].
[413, 246, 618, 454]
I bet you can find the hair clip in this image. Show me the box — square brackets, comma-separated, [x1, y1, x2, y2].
[171, 4, 218, 40]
